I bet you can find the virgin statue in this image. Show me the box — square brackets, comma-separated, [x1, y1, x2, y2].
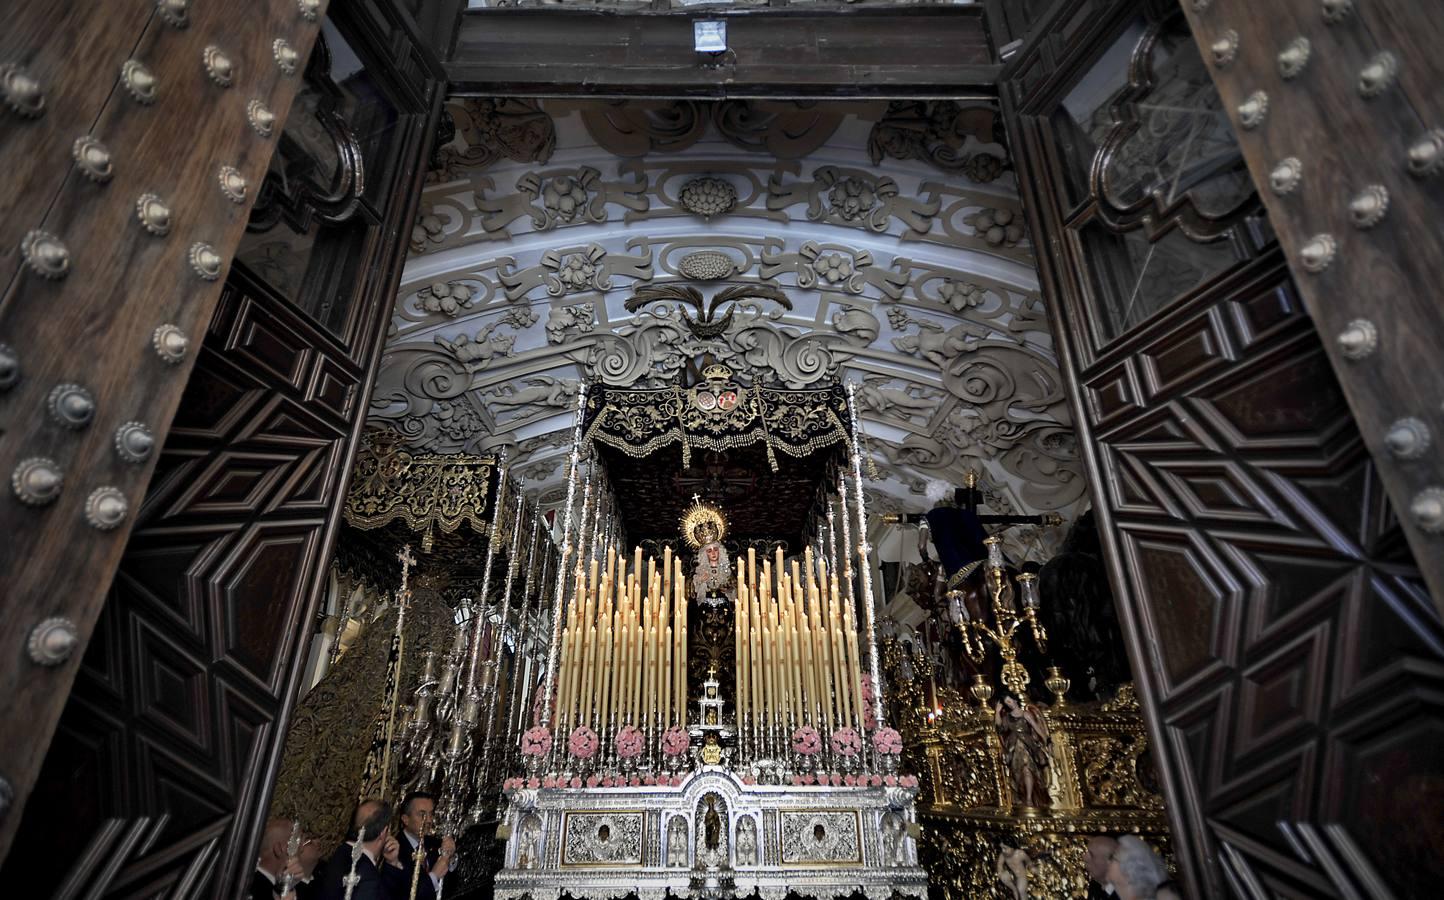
[994, 693, 1052, 809]
[682, 497, 732, 602]
[704, 796, 722, 851]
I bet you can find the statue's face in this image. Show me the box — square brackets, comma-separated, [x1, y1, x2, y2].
[705, 544, 720, 565]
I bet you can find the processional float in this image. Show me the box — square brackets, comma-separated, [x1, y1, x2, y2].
[489, 371, 928, 900]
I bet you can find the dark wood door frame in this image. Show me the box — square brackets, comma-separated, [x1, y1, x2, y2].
[997, 0, 1442, 896]
[0, 0, 446, 893]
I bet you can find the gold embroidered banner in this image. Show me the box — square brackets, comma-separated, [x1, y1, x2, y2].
[582, 376, 851, 468]
[343, 429, 498, 539]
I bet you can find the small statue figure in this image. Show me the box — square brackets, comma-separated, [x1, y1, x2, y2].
[881, 812, 908, 867]
[518, 815, 542, 870]
[994, 693, 1052, 809]
[995, 844, 1031, 900]
[704, 796, 722, 852]
[667, 815, 689, 867]
[735, 816, 757, 867]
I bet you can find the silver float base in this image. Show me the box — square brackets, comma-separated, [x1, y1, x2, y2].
[496, 768, 927, 900]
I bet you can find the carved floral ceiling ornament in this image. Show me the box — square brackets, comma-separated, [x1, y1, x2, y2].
[965, 207, 1027, 249]
[372, 101, 1083, 520]
[418, 153, 1032, 266]
[577, 99, 852, 160]
[427, 97, 556, 184]
[866, 100, 1008, 181]
[625, 282, 792, 340]
[434, 322, 517, 373]
[418, 281, 476, 317]
[478, 165, 649, 237]
[678, 250, 736, 281]
[768, 165, 940, 235]
[678, 176, 738, 219]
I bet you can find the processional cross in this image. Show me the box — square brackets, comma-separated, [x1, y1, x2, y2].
[379, 543, 418, 801]
[397, 543, 417, 599]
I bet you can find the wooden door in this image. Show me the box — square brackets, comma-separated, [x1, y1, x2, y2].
[0, 0, 335, 861]
[0, 0, 444, 894]
[997, 0, 1443, 897]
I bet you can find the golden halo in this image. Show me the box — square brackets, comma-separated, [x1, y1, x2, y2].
[680, 498, 727, 550]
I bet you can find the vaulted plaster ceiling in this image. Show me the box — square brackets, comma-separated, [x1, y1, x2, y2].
[367, 99, 1085, 556]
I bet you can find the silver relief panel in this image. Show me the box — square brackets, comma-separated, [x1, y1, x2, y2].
[779, 811, 862, 865]
[560, 812, 645, 867]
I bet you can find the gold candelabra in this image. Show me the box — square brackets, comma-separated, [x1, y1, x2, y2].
[952, 535, 1047, 696]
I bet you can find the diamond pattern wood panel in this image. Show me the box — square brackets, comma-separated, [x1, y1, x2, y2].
[1000, 2, 1444, 895]
[3, 0, 447, 882]
[4, 277, 348, 895]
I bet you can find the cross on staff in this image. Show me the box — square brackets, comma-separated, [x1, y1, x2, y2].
[882, 470, 1062, 531]
[397, 543, 417, 598]
[380, 543, 418, 801]
[280, 819, 301, 895]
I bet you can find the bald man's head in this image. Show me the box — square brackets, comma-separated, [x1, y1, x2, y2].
[257, 818, 296, 875]
[352, 799, 391, 844]
[1085, 835, 1118, 883]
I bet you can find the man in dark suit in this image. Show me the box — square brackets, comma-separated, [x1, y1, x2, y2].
[1084, 835, 1119, 900]
[317, 799, 406, 900]
[392, 791, 457, 900]
[249, 818, 307, 900]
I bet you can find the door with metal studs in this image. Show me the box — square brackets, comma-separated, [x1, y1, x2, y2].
[998, 0, 1442, 897]
[0, 0, 444, 894]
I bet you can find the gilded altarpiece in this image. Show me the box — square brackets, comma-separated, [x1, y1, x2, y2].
[886, 641, 1172, 898]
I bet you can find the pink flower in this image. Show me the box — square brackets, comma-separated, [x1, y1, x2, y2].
[830, 726, 862, 757]
[615, 725, 644, 760]
[570, 776, 582, 788]
[791, 726, 822, 756]
[870, 774, 883, 787]
[844, 774, 857, 786]
[742, 775, 757, 785]
[568, 726, 599, 759]
[872, 727, 903, 755]
[861, 673, 877, 704]
[884, 775, 898, 786]
[521, 725, 553, 757]
[543, 776, 556, 788]
[662, 725, 691, 757]
[644, 774, 656, 785]
[830, 773, 843, 786]
[630, 776, 641, 787]
[586, 774, 600, 788]
[900, 775, 918, 788]
[672, 775, 685, 787]
[863, 704, 878, 732]
[528, 777, 541, 789]
[790, 775, 801, 786]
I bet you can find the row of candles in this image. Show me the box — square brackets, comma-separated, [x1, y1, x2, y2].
[552, 544, 690, 749]
[733, 545, 867, 761]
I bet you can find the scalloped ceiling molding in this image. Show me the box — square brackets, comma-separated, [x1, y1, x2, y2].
[368, 99, 1083, 561]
